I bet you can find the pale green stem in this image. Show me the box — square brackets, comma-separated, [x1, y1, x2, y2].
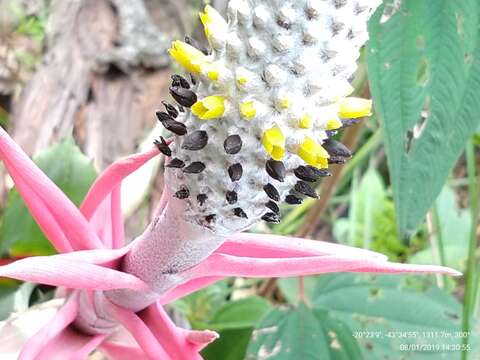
[462, 139, 479, 360]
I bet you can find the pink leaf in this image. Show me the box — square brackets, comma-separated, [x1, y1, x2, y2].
[80, 147, 161, 221]
[36, 330, 106, 360]
[0, 252, 148, 290]
[109, 301, 171, 360]
[186, 253, 461, 279]
[160, 276, 223, 304]
[140, 302, 217, 358]
[221, 233, 388, 260]
[19, 294, 79, 360]
[0, 128, 103, 251]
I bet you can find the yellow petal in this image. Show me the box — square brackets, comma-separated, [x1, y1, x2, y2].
[299, 114, 313, 129]
[200, 5, 227, 39]
[326, 118, 343, 130]
[169, 40, 207, 74]
[240, 101, 257, 120]
[192, 96, 226, 120]
[338, 97, 373, 119]
[298, 137, 330, 168]
[262, 126, 286, 160]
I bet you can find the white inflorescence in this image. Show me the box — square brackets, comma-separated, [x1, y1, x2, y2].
[159, 0, 381, 235]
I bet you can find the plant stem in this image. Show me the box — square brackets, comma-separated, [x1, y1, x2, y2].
[462, 139, 479, 360]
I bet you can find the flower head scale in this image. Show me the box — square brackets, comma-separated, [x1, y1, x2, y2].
[161, 0, 380, 235]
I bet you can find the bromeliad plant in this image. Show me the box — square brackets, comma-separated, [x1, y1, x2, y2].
[0, 1, 461, 359]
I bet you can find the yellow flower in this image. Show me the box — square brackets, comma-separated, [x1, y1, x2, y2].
[192, 96, 226, 120]
[338, 97, 373, 119]
[169, 40, 208, 74]
[299, 114, 313, 129]
[240, 101, 257, 120]
[298, 137, 330, 168]
[200, 5, 228, 40]
[262, 126, 286, 160]
[326, 118, 343, 130]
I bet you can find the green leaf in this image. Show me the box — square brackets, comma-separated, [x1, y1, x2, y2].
[0, 138, 97, 256]
[310, 273, 475, 359]
[367, 0, 480, 236]
[206, 296, 272, 331]
[246, 303, 363, 360]
[0, 282, 36, 320]
[200, 297, 272, 360]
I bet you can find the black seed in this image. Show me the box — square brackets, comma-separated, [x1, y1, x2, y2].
[178, 105, 185, 113]
[342, 119, 360, 128]
[170, 86, 197, 107]
[294, 181, 318, 198]
[265, 159, 286, 182]
[323, 139, 352, 158]
[174, 186, 190, 199]
[286, 195, 303, 205]
[307, 166, 331, 178]
[226, 191, 238, 204]
[154, 136, 171, 156]
[224, 135, 243, 154]
[228, 163, 243, 182]
[328, 156, 347, 165]
[262, 212, 281, 224]
[197, 193, 208, 206]
[162, 101, 179, 118]
[156, 111, 187, 135]
[166, 158, 185, 168]
[265, 201, 280, 214]
[294, 166, 318, 182]
[190, 74, 197, 86]
[264, 183, 280, 201]
[171, 74, 190, 89]
[233, 208, 248, 218]
[182, 130, 208, 151]
[205, 214, 216, 223]
[183, 162, 206, 174]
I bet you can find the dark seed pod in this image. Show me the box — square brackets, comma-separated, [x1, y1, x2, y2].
[190, 74, 197, 86]
[197, 193, 208, 206]
[166, 158, 185, 168]
[224, 135, 243, 154]
[156, 111, 187, 136]
[323, 139, 352, 158]
[285, 194, 303, 205]
[183, 162, 206, 174]
[294, 166, 318, 182]
[174, 186, 190, 199]
[170, 86, 197, 107]
[162, 101, 179, 118]
[178, 105, 185, 113]
[263, 183, 280, 201]
[171, 74, 190, 89]
[205, 214, 217, 223]
[266, 201, 280, 214]
[265, 159, 286, 182]
[233, 208, 248, 218]
[328, 156, 347, 165]
[262, 212, 281, 224]
[154, 136, 171, 156]
[226, 191, 238, 204]
[182, 130, 208, 151]
[307, 166, 331, 178]
[228, 163, 243, 182]
[342, 119, 360, 128]
[294, 181, 318, 198]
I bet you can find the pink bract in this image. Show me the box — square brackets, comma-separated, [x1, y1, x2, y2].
[0, 127, 460, 360]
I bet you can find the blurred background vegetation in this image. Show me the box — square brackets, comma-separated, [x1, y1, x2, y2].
[0, 0, 479, 359]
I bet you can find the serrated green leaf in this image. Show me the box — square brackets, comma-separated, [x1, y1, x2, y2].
[246, 303, 363, 360]
[0, 138, 97, 256]
[367, 0, 480, 236]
